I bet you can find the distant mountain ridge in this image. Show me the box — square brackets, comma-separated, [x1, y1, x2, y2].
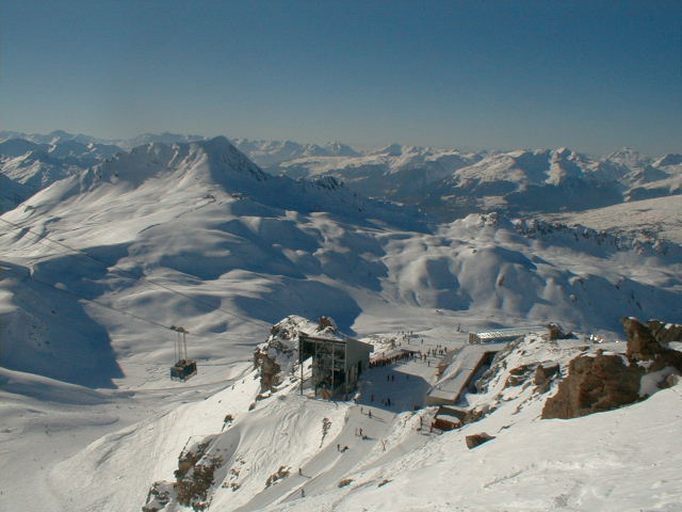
[1, 129, 681, 219]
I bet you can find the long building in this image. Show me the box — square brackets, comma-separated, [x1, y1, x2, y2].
[426, 344, 507, 406]
[468, 326, 546, 344]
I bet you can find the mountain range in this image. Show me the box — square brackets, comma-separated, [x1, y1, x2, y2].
[2, 130, 680, 219]
[0, 130, 681, 512]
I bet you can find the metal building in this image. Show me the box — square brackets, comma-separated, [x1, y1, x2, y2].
[299, 333, 373, 398]
[468, 326, 545, 344]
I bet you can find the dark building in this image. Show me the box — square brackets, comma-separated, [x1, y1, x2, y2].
[299, 333, 373, 398]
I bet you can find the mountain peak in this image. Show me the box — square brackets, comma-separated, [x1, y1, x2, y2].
[606, 147, 649, 167]
[373, 143, 404, 156]
[653, 153, 682, 168]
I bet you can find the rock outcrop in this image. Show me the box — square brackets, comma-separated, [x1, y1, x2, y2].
[623, 317, 665, 361]
[624, 318, 682, 373]
[647, 320, 682, 344]
[534, 363, 560, 392]
[253, 315, 344, 392]
[541, 353, 642, 419]
[546, 322, 572, 341]
[542, 317, 682, 420]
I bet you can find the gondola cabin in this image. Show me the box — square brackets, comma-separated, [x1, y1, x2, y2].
[171, 359, 197, 381]
[170, 325, 197, 381]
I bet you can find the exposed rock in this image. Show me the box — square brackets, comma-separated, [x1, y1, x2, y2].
[505, 364, 535, 387]
[143, 440, 222, 512]
[543, 317, 682, 420]
[265, 466, 290, 487]
[542, 353, 643, 419]
[142, 482, 173, 512]
[253, 352, 282, 393]
[665, 374, 680, 388]
[534, 363, 560, 392]
[647, 320, 682, 344]
[648, 349, 682, 374]
[622, 317, 682, 373]
[175, 442, 210, 479]
[254, 315, 344, 392]
[318, 315, 336, 331]
[509, 364, 532, 376]
[547, 323, 572, 340]
[465, 432, 495, 449]
[623, 317, 665, 361]
[175, 456, 223, 511]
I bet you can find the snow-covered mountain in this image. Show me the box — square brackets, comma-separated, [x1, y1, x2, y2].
[2, 135, 679, 384]
[270, 144, 482, 203]
[0, 129, 102, 146]
[232, 139, 361, 169]
[418, 148, 618, 217]
[1, 132, 681, 511]
[0, 137, 124, 211]
[120, 132, 206, 150]
[4, 131, 680, 219]
[421, 147, 682, 218]
[0, 129, 204, 151]
[243, 142, 681, 218]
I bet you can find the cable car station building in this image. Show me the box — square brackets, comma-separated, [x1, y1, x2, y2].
[299, 333, 373, 398]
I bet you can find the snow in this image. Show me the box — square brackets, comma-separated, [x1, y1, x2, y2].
[26, 333, 680, 512]
[0, 133, 681, 511]
[543, 195, 682, 244]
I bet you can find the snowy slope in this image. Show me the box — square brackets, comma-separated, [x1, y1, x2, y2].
[1, 133, 682, 512]
[0, 137, 420, 387]
[270, 144, 481, 202]
[422, 148, 625, 218]
[233, 139, 360, 169]
[1, 137, 680, 392]
[0, 137, 123, 211]
[43, 332, 682, 512]
[542, 195, 682, 245]
[262, 337, 682, 512]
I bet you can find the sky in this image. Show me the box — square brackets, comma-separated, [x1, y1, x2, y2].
[0, 0, 680, 155]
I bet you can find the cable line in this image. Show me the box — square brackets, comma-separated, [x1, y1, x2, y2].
[0, 216, 263, 328]
[15, 265, 259, 347]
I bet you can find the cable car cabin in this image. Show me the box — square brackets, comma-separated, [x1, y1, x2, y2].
[170, 359, 197, 381]
[169, 325, 196, 381]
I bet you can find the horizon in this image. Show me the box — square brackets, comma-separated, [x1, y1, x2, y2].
[1, 1, 681, 155]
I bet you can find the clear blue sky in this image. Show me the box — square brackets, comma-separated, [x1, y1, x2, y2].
[1, 0, 680, 155]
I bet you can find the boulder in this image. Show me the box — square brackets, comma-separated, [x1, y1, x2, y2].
[542, 353, 643, 420]
[465, 432, 495, 449]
